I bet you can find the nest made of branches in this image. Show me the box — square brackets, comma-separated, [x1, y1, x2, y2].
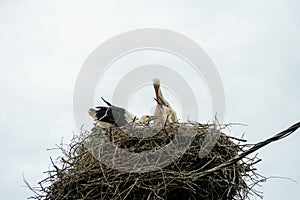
[27, 121, 300, 200]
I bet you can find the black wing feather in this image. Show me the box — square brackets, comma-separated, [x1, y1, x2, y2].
[101, 97, 112, 106]
[94, 106, 128, 127]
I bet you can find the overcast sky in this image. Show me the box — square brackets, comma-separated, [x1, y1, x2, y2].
[0, 0, 299, 199]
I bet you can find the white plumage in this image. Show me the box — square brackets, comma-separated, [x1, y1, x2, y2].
[89, 97, 155, 129]
[153, 78, 178, 124]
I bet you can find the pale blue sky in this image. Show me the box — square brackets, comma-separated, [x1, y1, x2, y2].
[0, 0, 299, 199]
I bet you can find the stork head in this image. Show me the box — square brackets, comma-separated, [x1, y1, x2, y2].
[153, 78, 160, 88]
[136, 115, 157, 124]
[153, 78, 160, 99]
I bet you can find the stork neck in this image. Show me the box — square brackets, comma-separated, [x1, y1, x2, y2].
[158, 88, 169, 106]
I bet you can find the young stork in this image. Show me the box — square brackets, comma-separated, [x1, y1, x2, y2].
[89, 97, 155, 129]
[153, 78, 178, 123]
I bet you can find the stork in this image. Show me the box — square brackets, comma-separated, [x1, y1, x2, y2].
[89, 97, 155, 129]
[153, 78, 178, 124]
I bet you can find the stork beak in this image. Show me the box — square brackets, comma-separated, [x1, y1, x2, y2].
[154, 97, 166, 106]
[153, 97, 161, 105]
[154, 86, 159, 100]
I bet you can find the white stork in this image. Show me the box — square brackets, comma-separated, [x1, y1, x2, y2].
[153, 78, 178, 124]
[89, 97, 155, 129]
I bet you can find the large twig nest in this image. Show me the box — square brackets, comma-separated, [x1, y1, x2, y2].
[29, 122, 266, 200]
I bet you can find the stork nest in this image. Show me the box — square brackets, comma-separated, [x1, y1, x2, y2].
[28, 122, 267, 200]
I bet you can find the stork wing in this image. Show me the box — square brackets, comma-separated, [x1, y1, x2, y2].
[94, 106, 128, 127]
[92, 97, 138, 127]
[101, 97, 112, 106]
